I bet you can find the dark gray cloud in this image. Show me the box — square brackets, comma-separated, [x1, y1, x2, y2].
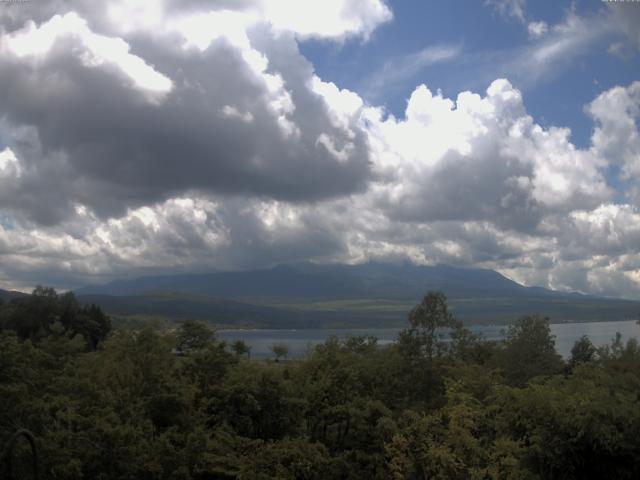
[607, 3, 640, 48]
[0, 12, 372, 225]
[378, 146, 543, 232]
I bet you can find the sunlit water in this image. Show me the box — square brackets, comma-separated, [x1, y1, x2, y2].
[218, 320, 640, 359]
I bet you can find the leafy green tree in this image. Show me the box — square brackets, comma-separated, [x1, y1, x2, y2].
[238, 438, 331, 480]
[176, 320, 214, 354]
[73, 304, 112, 350]
[387, 382, 491, 480]
[398, 291, 458, 361]
[7, 285, 59, 340]
[393, 292, 460, 410]
[204, 362, 301, 440]
[2, 288, 110, 349]
[497, 315, 564, 386]
[58, 291, 81, 330]
[231, 339, 252, 358]
[182, 341, 237, 399]
[449, 323, 497, 365]
[493, 366, 640, 479]
[343, 335, 378, 354]
[270, 343, 289, 361]
[597, 333, 640, 377]
[569, 335, 597, 368]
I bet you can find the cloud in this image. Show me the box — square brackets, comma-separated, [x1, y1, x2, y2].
[588, 81, 640, 181]
[430, 8, 620, 96]
[0, 6, 375, 224]
[0, 1, 639, 299]
[0, 148, 21, 178]
[504, 11, 617, 88]
[256, 0, 393, 41]
[475, 6, 636, 90]
[606, 2, 640, 49]
[363, 79, 609, 229]
[0, 0, 393, 41]
[0, 195, 352, 289]
[3, 12, 173, 97]
[485, 0, 527, 24]
[362, 44, 462, 101]
[3, 78, 632, 296]
[527, 21, 548, 39]
[511, 204, 640, 298]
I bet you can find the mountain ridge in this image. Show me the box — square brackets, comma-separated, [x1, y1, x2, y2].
[0, 288, 28, 301]
[75, 261, 582, 300]
[67, 262, 640, 327]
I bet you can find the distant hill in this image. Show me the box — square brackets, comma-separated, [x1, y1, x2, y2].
[76, 262, 577, 300]
[75, 263, 640, 327]
[0, 288, 28, 302]
[75, 292, 403, 329]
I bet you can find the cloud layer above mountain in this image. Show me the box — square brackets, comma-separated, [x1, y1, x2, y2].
[1, 0, 639, 298]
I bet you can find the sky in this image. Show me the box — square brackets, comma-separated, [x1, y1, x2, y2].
[0, 0, 639, 298]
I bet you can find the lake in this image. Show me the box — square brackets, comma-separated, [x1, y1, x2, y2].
[218, 320, 640, 359]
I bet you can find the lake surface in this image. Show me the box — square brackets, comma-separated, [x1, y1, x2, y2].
[218, 320, 640, 359]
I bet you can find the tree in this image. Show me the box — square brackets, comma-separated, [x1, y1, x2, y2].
[387, 383, 492, 480]
[238, 438, 331, 480]
[2, 288, 110, 349]
[270, 343, 289, 362]
[231, 339, 252, 358]
[58, 291, 81, 331]
[569, 335, 597, 368]
[344, 335, 378, 354]
[0, 297, 10, 331]
[8, 286, 59, 340]
[176, 320, 213, 354]
[69, 303, 111, 350]
[182, 342, 237, 398]
[398, 291, 458, 361]
[499, 315, 564, 386]
[493, 366, 640, 479]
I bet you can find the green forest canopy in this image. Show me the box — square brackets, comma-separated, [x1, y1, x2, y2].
[1, 289, 640, 479]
